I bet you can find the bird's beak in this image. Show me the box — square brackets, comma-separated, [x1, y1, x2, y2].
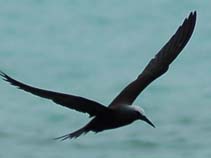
[141, 115, 155, 128]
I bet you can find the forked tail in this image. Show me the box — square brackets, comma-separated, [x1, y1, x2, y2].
[54, 126, 89, 141]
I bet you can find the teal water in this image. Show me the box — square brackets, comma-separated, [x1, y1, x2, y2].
[0, 1, 211, 158]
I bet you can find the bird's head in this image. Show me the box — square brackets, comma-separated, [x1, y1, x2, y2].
[131, 105, 155, 128]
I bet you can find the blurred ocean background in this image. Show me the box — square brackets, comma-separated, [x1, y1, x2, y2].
[0, 0, 211, 158]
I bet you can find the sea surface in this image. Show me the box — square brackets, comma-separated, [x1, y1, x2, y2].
[0, 1, 211, 158]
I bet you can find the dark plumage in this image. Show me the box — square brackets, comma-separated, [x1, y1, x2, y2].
[0, 11, 196, 140]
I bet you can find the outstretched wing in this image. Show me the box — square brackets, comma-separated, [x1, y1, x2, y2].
[0, 71, 109, 117]
[109, 11, 196, 108]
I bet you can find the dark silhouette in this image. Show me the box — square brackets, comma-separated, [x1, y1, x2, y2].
[0, 11, 196, 140]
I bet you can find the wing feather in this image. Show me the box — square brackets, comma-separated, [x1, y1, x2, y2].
[0, 71, 109, 117]
[109, 11, 196, 108]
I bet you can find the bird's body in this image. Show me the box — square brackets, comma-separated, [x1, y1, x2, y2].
[56, 106, 146, 140]
[89, 106, 144, 132]
[0, 11, 196, 140]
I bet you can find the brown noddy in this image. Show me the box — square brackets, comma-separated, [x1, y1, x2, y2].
[0, 11, 196, 140]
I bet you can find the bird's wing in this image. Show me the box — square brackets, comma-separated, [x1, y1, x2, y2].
[0, 71, 109, 117]
[109, 11, 196, 108]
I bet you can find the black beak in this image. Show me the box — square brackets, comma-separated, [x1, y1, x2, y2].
[141, 115, 155, 128]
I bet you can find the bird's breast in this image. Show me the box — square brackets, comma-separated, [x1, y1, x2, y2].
[88, 109, 136, 132]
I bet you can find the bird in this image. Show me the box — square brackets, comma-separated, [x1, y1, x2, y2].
[0, 11, 196, 141]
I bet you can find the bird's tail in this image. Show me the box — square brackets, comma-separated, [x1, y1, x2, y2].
[54, 126, 89, 141]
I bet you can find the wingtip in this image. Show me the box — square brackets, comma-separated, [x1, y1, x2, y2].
[53, 135, 70, 141]
[190, 11, 197, 20]
[190, 10, 196, 15]
[0, 71, 12, 83]
[0, 70, 5, 76]
[179, 11, 196, 38]
[53, 133, 77, 141]
[0, 71, 8, 80]
[188, 11, 196, 19]
[193, 10, 197, 18]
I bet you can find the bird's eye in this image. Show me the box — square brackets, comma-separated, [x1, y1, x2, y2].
[136, 111, 140, 115]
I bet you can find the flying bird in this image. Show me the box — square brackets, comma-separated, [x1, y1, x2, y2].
[0, 11, 196, 140]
